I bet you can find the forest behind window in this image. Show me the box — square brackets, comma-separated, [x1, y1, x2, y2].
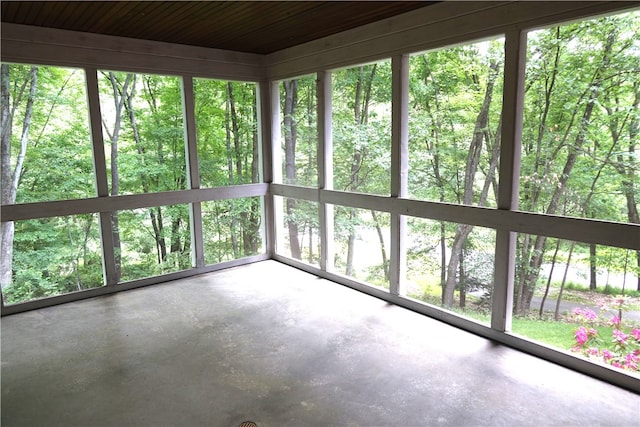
[1, 66, 263, 304]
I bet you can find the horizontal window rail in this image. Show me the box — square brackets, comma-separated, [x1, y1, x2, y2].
[272, 185, 640, 251]
[1, 184, 268, 222]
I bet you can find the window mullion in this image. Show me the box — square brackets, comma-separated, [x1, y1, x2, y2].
[317, 70, 334, 272]
[390, 55, 409, 296]
[492, 30, 526, 332]
[263, 80, 280, 257]
[181, 76, 205, 268]
[85, 68, 117, 286]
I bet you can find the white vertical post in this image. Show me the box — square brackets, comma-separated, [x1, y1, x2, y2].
[255, 81, 268, 255]
[272, 82, 285, 255]
[390, 55, 409, 296]
[317, 70, 334, 272]
[492, 30, 526, 332]
[181, 76, 205, 268]
[260, 80, 280, 257]
[271, 81, 283, 186]
[85, 68, 117, 286]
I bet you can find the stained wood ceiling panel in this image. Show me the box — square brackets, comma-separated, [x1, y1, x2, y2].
[1, 1, 436, 54]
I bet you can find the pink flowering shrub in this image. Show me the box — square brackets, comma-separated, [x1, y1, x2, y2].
[568, 298, 640, 373]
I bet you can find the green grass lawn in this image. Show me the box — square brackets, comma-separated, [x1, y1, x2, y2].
[407, 282, 637, 354]
[511, 318, 577, 348]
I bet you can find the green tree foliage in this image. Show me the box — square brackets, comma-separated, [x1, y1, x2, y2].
[1, 64, 102, 303]
[408, 38, 504, 307]
[278, 76, 318, 261]
[516, 11, 640, 313]
[195, 79, 259, 186]
[2, 10, 637, 311]
[6, 215, 103, 304]
[99, 71, 190, 279]
[333, 61, 391, 195]
[195, 79, 263, 263]
[332, 61, 392, 279]
[1, 66, 264, 304]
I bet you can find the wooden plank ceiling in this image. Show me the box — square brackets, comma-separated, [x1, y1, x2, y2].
[1, 1, 437, 54]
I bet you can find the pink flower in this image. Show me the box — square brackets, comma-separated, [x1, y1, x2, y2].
[586, 347, 600, 356]
[609, 316, 621, 327]
[584, 309, 597, 321]
[613, 329, 628, 344]
[624, 353, 639, 370]
[575, 326, 588, 346]
[631, 329, 640, 341]
[573, 307, 598, 322]
[602, 349, 613, 360]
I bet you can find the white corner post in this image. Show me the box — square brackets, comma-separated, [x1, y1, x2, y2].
[262, 80, 281, 257]
[181, 76, 205, 268]
[390, 55, 409, 296]
[492, 30, 526, 332]
[85, 68, 118, 286]
[317, 70, 334, 272]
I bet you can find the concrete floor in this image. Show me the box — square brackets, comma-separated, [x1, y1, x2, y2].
[1, 261, 638, 427]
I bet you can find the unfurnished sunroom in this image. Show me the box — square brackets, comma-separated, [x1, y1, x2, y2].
[1, 0, 639, 398]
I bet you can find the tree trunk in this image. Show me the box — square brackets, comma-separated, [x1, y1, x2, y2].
[345, 65, 376, 275]
[554, 241, 576, 321]
[421, 60, 448, 294]
[440, 223, 446, 292]
[104, 72, 134, 282]
[240, 87, 261, 256]
[251, 85, 260, 184]
[371, 210, 389, 280]
[442, 61, 500, 307]
[459, 250, 466, 308]
[622, 250, 629, 294]
[170, 215, 186, 268]
[0, 64, 15, 289]
[124, 76, 171, 265]
[518, 32, 615, 313]
[283, 80, 298, 184]
[346, 210, 356, 276]
[609, 83, 640, 290]
[223, 87, 239, 258]
[286, 198, 302, 260]
[1, 65, 38, 290]
[227, 83, 243, 182]
[589, 243, 597, 290]
[539, 239, 561, 318]
[156, 207, 167, 262]
[282, 80, 301, 259]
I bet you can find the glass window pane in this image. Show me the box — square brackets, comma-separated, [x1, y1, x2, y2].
[1, 64, 94, 203]
[408, 38, 504, 207]
[520, 11, 640, 224]
[194, 79, 260, 187]
[332, 60, 391, 196]
[99, 71, 187, 195]
[274, 196, 320, 267]
[406, 217, 495, 326]
[115, 204, 191, 282]
[332, 206, 389, 289]
[2, 214, 103, 305]
[512, 234, 640, 376]
[279, 75, 317, 187]
[201, 197, 264, 264]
